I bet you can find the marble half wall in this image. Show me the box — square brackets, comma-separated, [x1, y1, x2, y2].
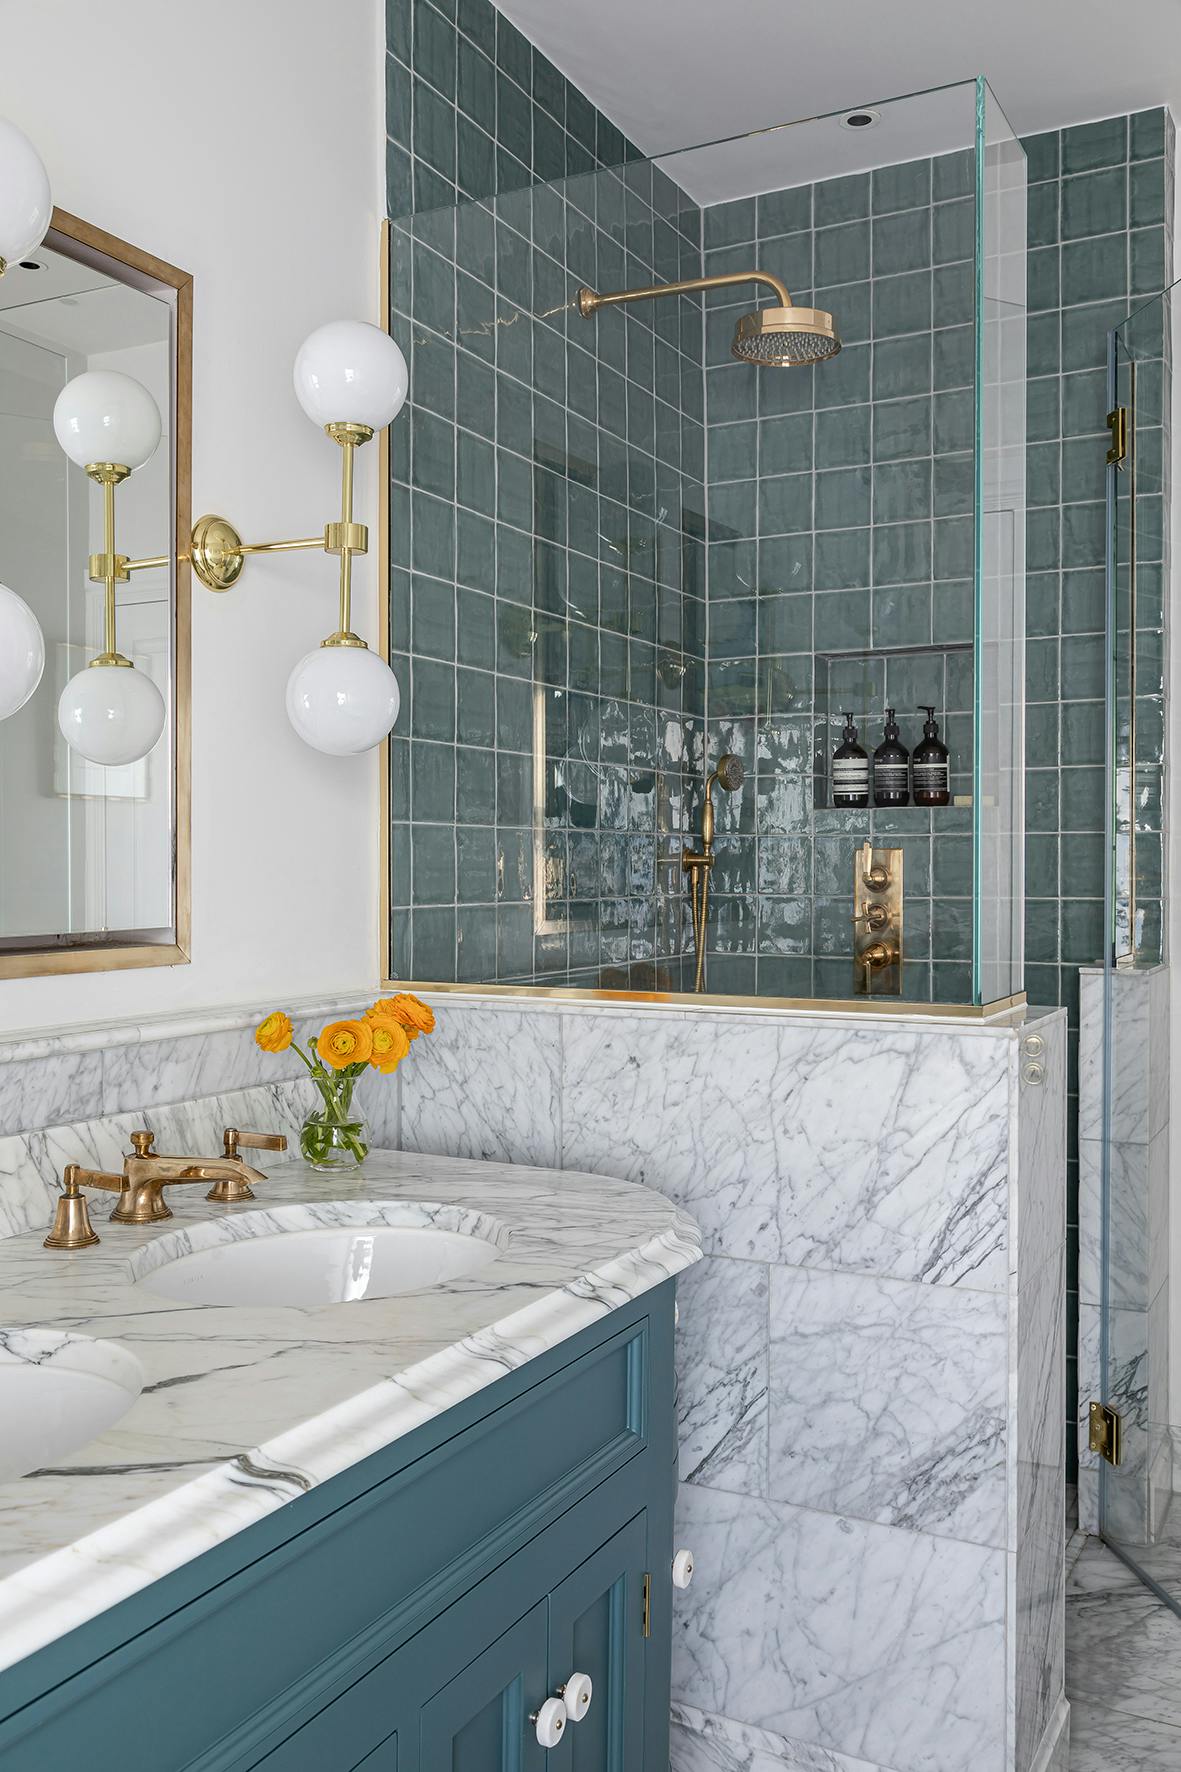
[395, 995, 1069, 1772]
[1077, 964, 1171, 1541]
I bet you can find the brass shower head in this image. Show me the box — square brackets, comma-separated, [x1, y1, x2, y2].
[576, 270, 840, 368]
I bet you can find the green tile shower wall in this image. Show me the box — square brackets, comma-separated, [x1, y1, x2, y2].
[699, 148, 979, 1002]
[1022, 107, 1174, 1476]
[385, 0, 708, 987]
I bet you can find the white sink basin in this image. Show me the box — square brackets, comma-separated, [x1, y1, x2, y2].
[134, 1204, 507, 1308]
[0, 1329, 143, 1484]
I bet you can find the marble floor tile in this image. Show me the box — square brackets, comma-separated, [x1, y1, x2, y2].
[1068, 1699, 1181, 1771]
[1066, 1583, 1181, 1728]
[1067, 1536, 1144, 1597]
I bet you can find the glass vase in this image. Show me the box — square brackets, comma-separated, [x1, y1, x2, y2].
[300, 1076, 370, 1171]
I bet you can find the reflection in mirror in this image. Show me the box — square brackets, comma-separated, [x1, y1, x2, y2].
[0, 213, 190, 974]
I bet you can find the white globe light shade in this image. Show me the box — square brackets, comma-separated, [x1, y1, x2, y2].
[0, 583, 45, 719]
[293, 321, 408, 431]
[58, 665, 166, 767]
[285, 646, 400, 756]
[0, 119, 51, 267]
[52, 371, 162, 472]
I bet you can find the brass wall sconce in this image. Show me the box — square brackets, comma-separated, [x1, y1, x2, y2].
[186, 320, 408, 755]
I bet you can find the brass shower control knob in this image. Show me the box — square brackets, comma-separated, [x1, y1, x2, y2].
[861, 942, 896, 971]
[856, 903, 889, 932]
[863, 861, 891, 892]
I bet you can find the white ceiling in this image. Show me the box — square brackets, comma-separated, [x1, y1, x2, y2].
[494, 0, 1181, 203]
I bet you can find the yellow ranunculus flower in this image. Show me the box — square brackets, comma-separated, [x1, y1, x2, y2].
[317, 1019, 374, 1070]
[368, 1017, 411, 1074]
[368, 993, 435, 1041]
[255, 1011, 293, 1054]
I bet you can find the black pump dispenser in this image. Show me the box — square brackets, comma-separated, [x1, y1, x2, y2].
[912, 705, 950, 806]
[873, 708, 909, 807]
[832, 711, 869, 808]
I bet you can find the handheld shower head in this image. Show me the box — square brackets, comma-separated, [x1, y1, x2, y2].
[713, 752, 745, 793]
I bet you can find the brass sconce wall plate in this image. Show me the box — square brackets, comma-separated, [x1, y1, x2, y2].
[854, 841, 903, 997]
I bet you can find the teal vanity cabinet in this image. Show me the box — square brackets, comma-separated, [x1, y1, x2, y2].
[0, 1284, 678, 1772]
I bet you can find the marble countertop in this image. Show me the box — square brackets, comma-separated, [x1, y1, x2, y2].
[0, 1149, 701, 1675]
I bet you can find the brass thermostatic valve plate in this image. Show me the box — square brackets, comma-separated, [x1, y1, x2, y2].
[1089, 1400, 1124, 1466]
[853, 841, 902, 997]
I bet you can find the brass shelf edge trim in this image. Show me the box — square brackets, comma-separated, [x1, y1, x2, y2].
[376, 978, 1029, 1024]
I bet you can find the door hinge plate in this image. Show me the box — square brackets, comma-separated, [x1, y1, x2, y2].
[1106, 405, 1128, 466]
[1089, 1399, 1124, 1466]
[641, 1571, 651, 1639]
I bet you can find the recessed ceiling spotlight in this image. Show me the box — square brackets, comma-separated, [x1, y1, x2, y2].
[838, 109, 882, 132]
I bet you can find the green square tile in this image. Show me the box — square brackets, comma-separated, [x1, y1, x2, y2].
[873, 395, 932, 461]
[814, 467, 870, 531]
[815, 404, 871, 468]
[704, 196, 757, 248]
[873, 210, 931, 276]
[813, 529, 871, 593]
[1028, 181, 1059, 248]
[815, 219, 870, 287]
[1027, 441, 1062, 509]
[1061, 167, 1128, 240]
[1025, 700, 1059, 763]
[758, 185, 813, 237]
[933, 323, 974, 390]
[1060, 232, 1128, 304]
[873, 333, 932, 400]
[1025, 768, 1060, 831]
[1062, 115, 1128, 174]
[456, 350, 496, 436]
[413, 0, 456, 91]
[413, 820, 456, 905]
[759, 412, 813, 476]
[815, 279, 870, 346]
[758, 534, 813, 594]
[1025, 571, 1060, 638]
[414, 79, 457, 184]
[932, 262, 974, 327]
[456, 586, 496, 665]
[710, 596, 758, 658]
[1060, 764, 1105, 833]
[1028, 246, 1060, 313]
[933, 388, 974, 453]
[872, 158, 931, 214]
[456, 428, 494, 514]
[411, 906, 457, 980]
[711, 478, 758, 539]
[814, 342, 871, 410]
[1060, 368, 1107, 438]
[1026, 636, 1060, 702]
[456, 905, 498, 978]
[1131, 224, 1168, 296]
[1130, 109, 1167, 160]
[1060, 568, 1104, 635]
[1026, 314, 1061, 381]
[932, 578, 972, 643]
[1024, 832, 1059, 896]
[456, 36, 496, 135]
[411, 490, 456, 580]
[412, 574, 456, 659]
[1060, 700, 1106, 766]
[1023, 128, 1060, 184]
[1027, 506, 1061, 572]
[760, 592, 813, 654]
[872, 269, 932, 338]
[456, 509, 495, 591]
[1061, 298, 1126, 372]
[932, 515, 973, 580]
[876, 458, 933, 523]
[814, 586, 871, 652]
[1060, 500, 1105, 570]
[1024, 897, 1060, 962]
[758, 472, 813, 536]
[710, 421, 759, 483]
[873, 520, 931, 586]
[411, 740, 455, 822]
[813, 170, 870, 226]
[932, 452, 973, 518]
[872, 582, 930, 646]
[1060, 632, 1106, 700]
[933, 147, 974, 201]
[932, 196, 974, 265]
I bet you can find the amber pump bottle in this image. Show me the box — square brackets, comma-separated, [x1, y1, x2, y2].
[872, 708, 910, 807]
[912, 705, 950, 806]
[832, 712, 869, 808]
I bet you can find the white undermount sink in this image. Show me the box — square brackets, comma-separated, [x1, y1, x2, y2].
[0, 1329, 144, 1484]
[133, 1205, 507, 1309]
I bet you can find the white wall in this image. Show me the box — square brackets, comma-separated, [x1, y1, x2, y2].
[0, 0, 385, 1034]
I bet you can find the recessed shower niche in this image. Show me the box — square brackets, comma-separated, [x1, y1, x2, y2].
[383, 76, 1027, 1012]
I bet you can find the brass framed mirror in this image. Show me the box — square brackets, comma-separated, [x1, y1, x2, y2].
[0, 208, 191, 978]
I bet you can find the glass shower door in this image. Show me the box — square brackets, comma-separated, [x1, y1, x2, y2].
[1097, 282, 1175, 1604]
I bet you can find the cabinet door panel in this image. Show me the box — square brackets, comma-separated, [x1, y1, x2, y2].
[420, 1600, 549, 1772]
[549, 1514, 647, 1772]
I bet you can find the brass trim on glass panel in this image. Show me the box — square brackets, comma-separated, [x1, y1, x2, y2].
[0, 207, 192, 980]
[378, 218, 393, 982]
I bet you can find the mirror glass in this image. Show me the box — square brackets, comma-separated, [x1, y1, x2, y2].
[0, 216, 189, 972]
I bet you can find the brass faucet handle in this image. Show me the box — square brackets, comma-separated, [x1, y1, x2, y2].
[222, 1128, 288, 1159]
[863, 862, 891, 892]
[44, 1167, 101, 1250]
[854, 903, 890, 933]
[861, 941, 897, 972]
[130, 1130, 156, 1156]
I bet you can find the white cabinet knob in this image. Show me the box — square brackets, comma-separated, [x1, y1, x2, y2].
[672, 1548, 695, 1589]
[533, 1697, 567, 1748]
[560, 1670, 593, 1720]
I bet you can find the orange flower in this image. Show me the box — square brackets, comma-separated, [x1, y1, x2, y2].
[317, 1019, 374, 1070]
[255, 1011, 293, 1054]
[368, 1017, 411, 1074]
[367, 993, 435, 1041]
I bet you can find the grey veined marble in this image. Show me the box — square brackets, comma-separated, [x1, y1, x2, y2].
[0, 1134, 700, 1674]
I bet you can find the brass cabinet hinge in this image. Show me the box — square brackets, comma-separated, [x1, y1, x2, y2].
[1089, 1400, 1124, 1466]
[641, 1571, 651, 1639]
[1106, 406, 1128, 466]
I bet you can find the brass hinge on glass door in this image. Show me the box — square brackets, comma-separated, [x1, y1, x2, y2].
[1106, 406, 1128, 466]
[641, 1572, 652, 1638]
[1089, 1400, 1124, 1466]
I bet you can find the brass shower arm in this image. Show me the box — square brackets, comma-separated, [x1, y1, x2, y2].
[577, 268, 793, 318]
